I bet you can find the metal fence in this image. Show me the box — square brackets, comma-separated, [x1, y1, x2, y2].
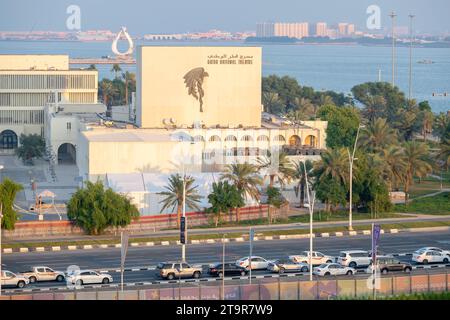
[1, 272, 449, 300]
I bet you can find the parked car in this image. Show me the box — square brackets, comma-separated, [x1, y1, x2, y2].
[412, 249, 450, 264]
[415, 247, 450, 257]
[289, 251, 335, 265]
[337, 250, 371, 268]
[19, 266, 65, 283]
[66, 270, 113, 286]
[1, 270, 30, 288]
[365, 256, 412, 274]
[156, 262, 202, 280]
[267, 258, 309, 273]
[208, 263, 247, 277]
[236, 256, 270, 270]
[313, 263, 356, 276]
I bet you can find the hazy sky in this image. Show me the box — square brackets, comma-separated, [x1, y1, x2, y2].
[0, 0, 449, 34]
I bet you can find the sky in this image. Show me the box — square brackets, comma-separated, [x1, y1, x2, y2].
[0, 0, 449, 34]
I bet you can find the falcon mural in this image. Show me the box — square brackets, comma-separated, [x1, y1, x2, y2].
[183, 67, 209, 112]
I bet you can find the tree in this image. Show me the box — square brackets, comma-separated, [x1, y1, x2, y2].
[111, 63, 122, 79]
[158, 174, 202, 227]
[359, 118, 398, 153]
[88, 64, 97, 70]
[99, 79, 117, 107]
[401, 141, 433, 202]
[0, 178, 23, 230]
[265, 186, 284, 223]
[16, 134, 45, 165]
[221, 163, 262, 221]
[317, 104, 361, 148]
[433, 112, 449, 140]
[292, 159, 313, 207]
[206, 181, 244, 226]
[122, 71, 136, 105]
[67, 181, 139, 235]
[437, 122, 450, 169]
[262, 91, 284, 114]
[257, 151, 294, 188]
[379, 145, 407, 191]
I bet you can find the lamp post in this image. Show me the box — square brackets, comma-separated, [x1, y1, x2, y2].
[222, 234, 226, 300]
[302, 160, 315, 281]
[347, 124, 364, 231]
[389, 11, 397, 87]
[408, 14, 415, 100]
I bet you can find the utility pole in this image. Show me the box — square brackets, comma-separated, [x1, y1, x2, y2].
[302, 160, 315, 281]
[222, 234, 226, 300]
[389, 11, 397, 87]
[408, 14, 415, 100]
[181, 173, 186, 263]
[348, 124, 364, 231]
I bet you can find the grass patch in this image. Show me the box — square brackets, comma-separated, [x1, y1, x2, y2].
[4, 220, 450, 250]
[394, 192, 450, 215]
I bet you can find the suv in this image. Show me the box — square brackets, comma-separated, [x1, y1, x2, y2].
[366, 256, 412, 274]
[156, 262, 202, 280]
[338, 250, 371, 268]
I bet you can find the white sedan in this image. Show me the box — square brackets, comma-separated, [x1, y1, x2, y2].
[415, 247, 450, 257]
[236, 256, 270, 270]
[313, 263, 356, 276]
[412, 249, 450, 264]
[67, 270, 113, 286]
[289, 251, 335, 265]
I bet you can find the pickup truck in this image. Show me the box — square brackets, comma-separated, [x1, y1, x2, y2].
[19, 266, 66, 283]
[156, 262, 203, 280]
[1, 270, 29, 288]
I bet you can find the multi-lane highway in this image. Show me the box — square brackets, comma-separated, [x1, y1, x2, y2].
[2, 230, 450, 293]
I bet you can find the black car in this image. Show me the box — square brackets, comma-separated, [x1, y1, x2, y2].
[208, 263, 248, 277]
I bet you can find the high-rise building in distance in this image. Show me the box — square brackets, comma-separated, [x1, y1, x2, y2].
[315, 22, 328, 37]
[256, 22, 309, 39]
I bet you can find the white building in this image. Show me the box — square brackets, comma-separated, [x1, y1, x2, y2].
[0, 55, 98, 153]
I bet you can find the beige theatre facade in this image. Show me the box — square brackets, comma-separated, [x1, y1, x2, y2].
[78, 46, 328, 214]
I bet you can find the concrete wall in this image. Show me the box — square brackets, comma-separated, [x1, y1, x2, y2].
[0, 55, 69, 70]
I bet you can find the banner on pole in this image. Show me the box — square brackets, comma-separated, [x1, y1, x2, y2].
[121, 232, 129, 268]
[180, 217, 186, 244]
[372, 224, 381, 261]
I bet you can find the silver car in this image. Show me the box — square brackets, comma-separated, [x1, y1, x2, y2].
[267, 258, 309, 274]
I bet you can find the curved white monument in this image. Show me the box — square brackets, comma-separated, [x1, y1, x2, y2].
[112, 27, 134, 57]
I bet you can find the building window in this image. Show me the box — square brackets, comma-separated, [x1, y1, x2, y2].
[67, 122, 72, 131]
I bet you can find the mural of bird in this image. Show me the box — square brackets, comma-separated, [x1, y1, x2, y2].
[183, 67, 209, 112]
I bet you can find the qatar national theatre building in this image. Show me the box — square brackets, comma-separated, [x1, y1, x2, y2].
[79, 47, 327, 214]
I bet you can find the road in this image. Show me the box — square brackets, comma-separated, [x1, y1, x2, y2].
[2, 230, 450, 293]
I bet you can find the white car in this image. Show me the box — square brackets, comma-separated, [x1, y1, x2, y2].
[313, 263, 356, 276]
[415, 247, 450, 257]
[412, 249, 450, 264]
[337, 250, 371, 268]
[267, 258, 309, 273]
[289, 251, 335, 265]
[67, 270, 113, 286]
[1, 270, 30, 288]
[236, 256, 270, 270]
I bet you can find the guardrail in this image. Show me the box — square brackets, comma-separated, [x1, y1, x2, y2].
[1, 271, 448, 300]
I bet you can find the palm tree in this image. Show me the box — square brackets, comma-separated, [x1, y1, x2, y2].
[88, 64, 97, 70]
[437, 123, 450, 169]
[293, 97, 315, 118]
[420, 110, 434, 140]
[402, 141, 433, 203]
[359, 118, 398, 153]
[111, 63, 122, 79]
[361, 95, 386, 123]
[262, 92, 283, 114]
[221, 163, 263, 222]
[379, 145, 407, 191]
[99, 80, 117, 107]
[292, 159, 313, 207]
[158, 174, 202, 227]
[122, 71, 135, 105]
[433, 112, 449, 140]
[257, 151, 294, 188]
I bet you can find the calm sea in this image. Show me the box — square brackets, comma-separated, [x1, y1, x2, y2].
[0, 40, 448, 113]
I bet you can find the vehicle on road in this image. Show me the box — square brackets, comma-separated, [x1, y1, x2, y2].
[267, 258, 309, 273]
[289, 251, 335, 265]
[365, 256, 412, 274]
[415, 247, 450, 257]
[66, 270, 113, 286]
[236, 256, 270, 270]
[412, 249, 450, 264]
[208, 263, 247, 277]
[156, 262, 202, 280]
[337, 250, 371, 268]
[1, 270, 30, 288]
[19, 266, 65, 283]
[313, 263, 356, 276]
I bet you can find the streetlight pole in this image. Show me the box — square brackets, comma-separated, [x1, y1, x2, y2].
[348, 124, 363, 231]
[222, 234, 226, 300]
[389, 11, 397, 87]
[408, 14, 415, 100]
[302, 160, 315, 281]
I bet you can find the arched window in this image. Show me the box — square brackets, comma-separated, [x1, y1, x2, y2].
[224, 135, 237, 142]
[193, 135, 205, 142]
[257, 135, 269, 142]
[273, 135, 286, 142]
[305, 135, 317, 147]
[208, 135, 221, 142]
[241, 135, 253, 142]
[0, 130, 18, 149]
[289, 135, 301, 146]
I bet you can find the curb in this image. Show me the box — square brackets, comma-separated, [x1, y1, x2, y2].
[3, 226, 447, 254]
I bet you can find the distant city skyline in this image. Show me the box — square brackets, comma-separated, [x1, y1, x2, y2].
[0, 0, 449, 35]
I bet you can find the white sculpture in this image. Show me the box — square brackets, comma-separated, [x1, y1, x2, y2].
[112, 27, 134, 57]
